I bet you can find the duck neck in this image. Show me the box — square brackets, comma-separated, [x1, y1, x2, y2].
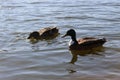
[71, 35, 78, 44]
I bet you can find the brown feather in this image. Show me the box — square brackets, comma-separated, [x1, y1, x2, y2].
[70, 37, 106, 50]
[28, 27, 59, 41]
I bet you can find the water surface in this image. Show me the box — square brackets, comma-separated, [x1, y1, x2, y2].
[0, 0, 120, 80]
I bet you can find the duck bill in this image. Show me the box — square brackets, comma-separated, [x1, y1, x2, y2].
[27, 36, 30, 39]
[27, 36, 34, 40]
[28, 37, 38, 43]
[62, 34, 67, 38]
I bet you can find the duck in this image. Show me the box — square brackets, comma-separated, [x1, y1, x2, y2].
[62, 29, 107, 64]
[28, 27, 59, 41]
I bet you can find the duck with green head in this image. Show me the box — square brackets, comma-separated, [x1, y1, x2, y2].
[62, 29, 107, 64]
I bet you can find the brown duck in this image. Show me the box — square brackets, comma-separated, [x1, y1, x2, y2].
[28, 27, 59, 41]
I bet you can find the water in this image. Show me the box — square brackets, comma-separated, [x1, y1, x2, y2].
[0, 0, 120, 80]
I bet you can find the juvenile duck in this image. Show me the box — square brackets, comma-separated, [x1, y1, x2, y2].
[62, 29, 106, 64]
[28, 27, 59, 41]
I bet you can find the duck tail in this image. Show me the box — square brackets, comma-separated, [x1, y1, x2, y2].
[101, 38, 107, 45]
[102, 38, 107, 42]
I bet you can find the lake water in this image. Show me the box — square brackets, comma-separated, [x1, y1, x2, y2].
[0, 0, 120, 80]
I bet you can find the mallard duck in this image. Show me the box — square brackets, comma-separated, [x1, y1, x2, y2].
[28, 27, 59, 41]
[62, 29, 106, 64]
[62, 29, 106, 50]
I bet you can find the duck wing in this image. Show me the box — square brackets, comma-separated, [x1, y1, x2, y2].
[78, 37, 106, 47]
[78, 37, 97, 44]
[39, 27, 59, 39]
[39, 27, 57, 34]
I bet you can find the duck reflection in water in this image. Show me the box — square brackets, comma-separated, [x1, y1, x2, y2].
[62, 29, 107, 64]
[69, 46, 105, 64]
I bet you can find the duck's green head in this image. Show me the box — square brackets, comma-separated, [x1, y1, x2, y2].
[62, 29, 76, 38]
[27, 31, 40, 40]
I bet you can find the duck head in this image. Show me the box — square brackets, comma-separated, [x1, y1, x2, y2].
[27, 31, 40, 40]
[62, 29, 76, 38]
[62, 29, 78, 45]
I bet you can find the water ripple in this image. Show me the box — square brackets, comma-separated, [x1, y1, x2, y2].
[0, 0, 120, 80]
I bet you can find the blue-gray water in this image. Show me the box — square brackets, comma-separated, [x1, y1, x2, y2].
[0, 0, 120, 80]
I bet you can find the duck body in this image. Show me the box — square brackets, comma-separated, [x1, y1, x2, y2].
[28, 27, 59, 40]
[63, 29, 106, 51]
[62, 29, 106, 64]
[69, 37, 106, 50]
[63, 29, 106, 50]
